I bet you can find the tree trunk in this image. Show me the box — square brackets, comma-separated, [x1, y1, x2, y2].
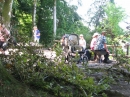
[2, 0, 13, 29]
[53, 0, 56, 37]
[33, 0, 37, 27]
[32, 0, 37, 41]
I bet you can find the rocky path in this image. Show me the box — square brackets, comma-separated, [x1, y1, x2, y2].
[42, 49, 130, 97]
[77, 60, 116, 68]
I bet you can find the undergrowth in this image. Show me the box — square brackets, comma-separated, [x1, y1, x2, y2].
[0, 42, 112, 97]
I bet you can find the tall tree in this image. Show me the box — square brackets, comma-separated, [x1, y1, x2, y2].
[32, 0, 37, 41]
[103, 3, 126, 36]
[56, 0, 82, 35]
[87, 0, 115, 28]
[33, 0, 37, 27]
[53, 0, 56, 37]
[2, 0, 13, 29]
[10, 0, 84, 44]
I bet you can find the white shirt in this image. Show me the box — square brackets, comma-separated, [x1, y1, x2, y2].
[79, 39, 86, 50]
[90, 37, 97, 50]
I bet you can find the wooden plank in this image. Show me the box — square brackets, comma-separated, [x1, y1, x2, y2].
[54, 40, 60, 43]
[107, 45, 122, 48]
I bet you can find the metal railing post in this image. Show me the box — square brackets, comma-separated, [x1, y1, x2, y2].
[126, 44, 129, 55]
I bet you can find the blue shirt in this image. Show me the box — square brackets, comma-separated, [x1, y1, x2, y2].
[35, 30, 40, 39]
[94, 35, 107, 50]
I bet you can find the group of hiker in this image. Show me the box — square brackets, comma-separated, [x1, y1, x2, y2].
[0, 22, 111, 64]
[61, 31, 112, 64]
[90, 31, 111, 63]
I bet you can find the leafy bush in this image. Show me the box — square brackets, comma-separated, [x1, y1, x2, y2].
[0, 42, 111, 97]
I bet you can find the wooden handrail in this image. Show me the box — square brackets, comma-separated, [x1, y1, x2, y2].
[107, 44, 130, 57]
[107, 45, 122, 48]
[54, 40, 130, 57]
[53, 40, 60, 43]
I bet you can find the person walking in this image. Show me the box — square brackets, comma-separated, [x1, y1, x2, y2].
[94, 31, 111, 63]
[33, 26, 40, 43]
[90, 32, 100, 61]
[79, 34, 86, 50]
[90, 32, 100, 50]
[77, 34, 88, 63]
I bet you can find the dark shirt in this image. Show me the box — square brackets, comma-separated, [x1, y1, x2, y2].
[94, 35, 107, 50]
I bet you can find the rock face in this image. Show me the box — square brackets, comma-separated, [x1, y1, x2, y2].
[109, 81, 130, 97]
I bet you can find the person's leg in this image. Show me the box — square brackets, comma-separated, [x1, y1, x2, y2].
[34, 37, 37, 42]
[77, 53, 82, 63]
[62, 45, 65, 50]
[89, 51, 92, 60]
[95, 50, 107, 63]
[65, 54, 69, 63]
[0, 41, 3, 48]
[103, 52, 109, 62]
[94, 52, 97, 61]
[37, 38, 39, 43]
[0, 41, 5, 54]
[85, 49, 91, 60]
[35, 38, 39, 43]
[77, 50, 83, 64]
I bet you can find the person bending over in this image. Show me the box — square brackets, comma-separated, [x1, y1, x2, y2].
[0, 23, 10, 54]
[94, 31, 111, 63]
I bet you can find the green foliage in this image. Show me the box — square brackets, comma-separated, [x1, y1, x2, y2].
[87, 0, 114, 27]
[8, 0, 91, 45]
[1, 0, 130, 97]
[0, 60, 51, 97]
[103, 3, 126, 36]
[94, 2, 126, 50]
[0, 42, 112, 97]
[0, 61, 16, 83]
